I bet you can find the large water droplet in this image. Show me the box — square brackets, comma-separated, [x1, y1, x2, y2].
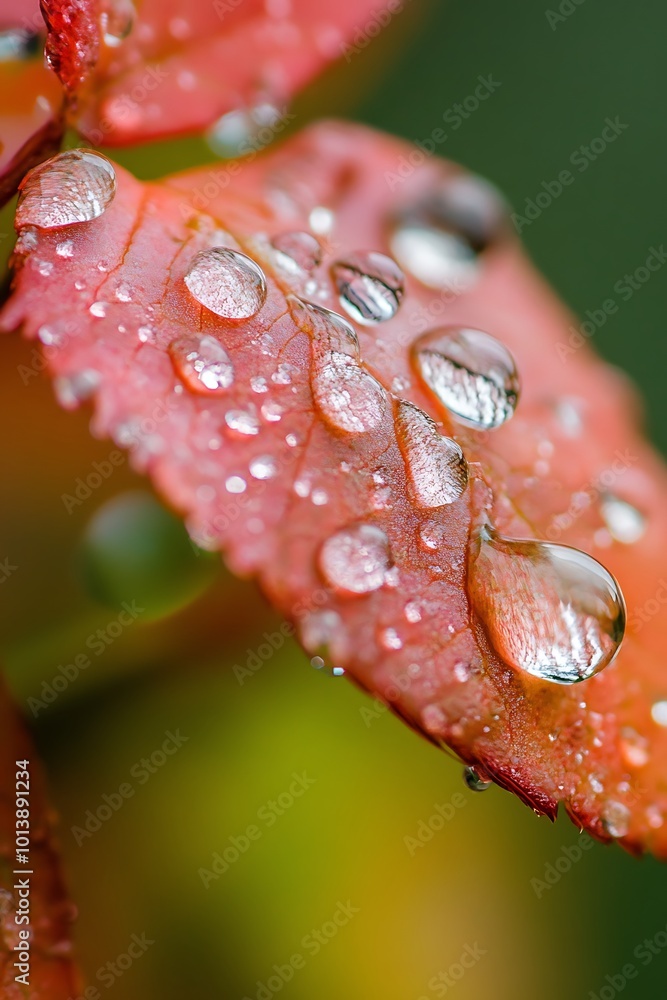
[169, 334, 234, 394]
[313, 352, 387, 435]
[184, 248, 267, 319]
[319, 523, 391, 595]
[271, 231, 322, 273]
[16, 149, 116, 229]
[389, 174, 508, 291]
[463, 765, 493, 792]
[412, 327, 519, 430]
[469, 526, 626, 684]
[395, 400, 468, 507]
[331, 251, 405, 325]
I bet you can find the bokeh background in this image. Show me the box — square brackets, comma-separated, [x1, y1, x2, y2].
[2, 0, 667, 997]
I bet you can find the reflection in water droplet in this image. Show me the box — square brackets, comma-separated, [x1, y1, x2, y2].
[319, 523, 391, 595]
[395, 399, 468, 507]
[271, 231, 321, 273]
[331, 251, 404, 325]
[600, 495, 646, 544]
[16, 150, 116, 229]
[184, 248, 267, 319]
[412, 326, 519, 430]
[169, 334, 234, 394]
[389, 173, 508, 291]
[601, 800, 630, 838]
[463, 765, 493, 792]
[101, 0, 135, 46]
[469, 526, 626, 684]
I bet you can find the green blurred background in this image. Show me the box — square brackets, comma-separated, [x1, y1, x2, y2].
[2, 0, 667, 997]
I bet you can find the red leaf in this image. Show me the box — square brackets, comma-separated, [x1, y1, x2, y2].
[0, 676, 81, 997]
[3, 122, 667, 855]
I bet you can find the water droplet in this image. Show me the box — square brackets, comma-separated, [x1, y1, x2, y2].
[404, 601, 422, 623]
[469, 526, 626, 684]
[250, 375, 268, 393]
[101, 0, 135, 46]
[311, 488, 329, 506]
[463, 765, 493, 792]
[16, 149, 116, 229]
[319, 523, 391, 595]
[309, 206, 334, 235]
[261, 401, 284, 422]
[389, 174, 507, 291]
[290, 296, 359, 356]
[601, 800, 630, 838]
[316, 353, 388, 435]
[412, 327, 519, 430]
[651, 701, 667, 727]
[331, 251, 404, 325]
[89, 301, 108, 318]
[225, 475, 247, 494]
[55, 239, 74, 258]
[225, 409, 259, 436]
[271, 231, 322, 273]
[311, 656, 345, 677]
[249, 455, 277, 480]
[54, 370, 100, 409]
[395, 399, 468, 507]
[184, 248, 267, 319]
[646, 805, 664, 830]
[207, 103, 283, 158]
[169, 334, 234, 394]
[600, 495, 646, 544]
[379, 627, 403, 650]
[620, 728, 649, 768]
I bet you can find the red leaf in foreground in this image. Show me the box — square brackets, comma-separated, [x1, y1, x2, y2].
[0, 676, 80, 997]
[3, 122, 667, 855]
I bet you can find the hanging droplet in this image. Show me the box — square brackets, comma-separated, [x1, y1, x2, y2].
[389, 173, 508, 291]
[271, 231, 322, 273]
[169, 334, 234, 394]
[184, 248, 267, 319]
[16, 150, 116, 229]
[412, 326, 519, 430]
[331, 251, 405, 325]
[600, 495, 646, 544]
[463, 765, 493, 792]
[319, 523, 391, 595]
[469, 526, 626, 684]
[101, 0, 135, 46]
[395, 399, 468, 507]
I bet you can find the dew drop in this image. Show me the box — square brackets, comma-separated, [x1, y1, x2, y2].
[389, 174, 508, 291]
[53, 369, 100, 409]
[395, 399, 468, 507]
[271, 231, 322, 273]
[16, 150, 116, 229]
[379, 627, 403, 650]
[55, 239, 74, 258]
[331, 251, 404, 325]
[313, 352, 387, 435]
[651, 701, 667, 727]
[184, 248, 267, 319]
[412, 327, 519, 430]
[207, 103, 283, 159]
[469, 526, 626, 684]
[600, 495, 646, 544]
[601, 800, 630, 838]
[89, 301, 108, 318]
[249, 455, 277, 480]
[169, 334, 234, 394]
[309, 206, 334, 235]
[319, 523, 391, 595]
[225, 475, 247, 494]
[101, 0, 135, 46]
[225, 409, 260, 436]
[463, 765, 493, 792]
[290, 296, 359, 356]
[311, 656, 345, 677]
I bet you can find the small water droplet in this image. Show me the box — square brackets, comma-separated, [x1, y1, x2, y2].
[404, 601, 422, 623]
[114, 281, 133, 302]
[600, 495, 646, 544]
[101, 0, 135, 46]
[290, 296, 359, 356]
[54, 370, 100, 409]
[250, 375, 269, 393]
[601, 800, 630, 838]
[453, 661, 469, 682]
[225, 475, 247, 494]
[331, 251, 404, 325]
[412, 327, 519, 430]
[313, 352, 387, 435]
[319, 523, 391, 595]
[469, 526, 626, 684]
[271, 231, 322, 273]
[379, 627, 403, 650]
[261, 401, 284, 422]
[389, 174, 507, 291]
[249, 455, 277, 480]
[184, 247, 267, 319]
[646, 805, 664, 830]
[137, 325, 154, 343]
[169, 334, 234, 394]
[620, 728, 649, 768]
[17, 149, 116, 229]
[651, 701, 667, 727]
[463, 765, 493, 792]
[395, 399, 468, 507]
[207, 103, 283, 158]
[225, 409, 259, 436]
[311, 656, 345, 677]
[311, 488, 329, 506]
[56, 239, 74, 258]
[309, 206, 334, 235]
[89, 301, 108, 318]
